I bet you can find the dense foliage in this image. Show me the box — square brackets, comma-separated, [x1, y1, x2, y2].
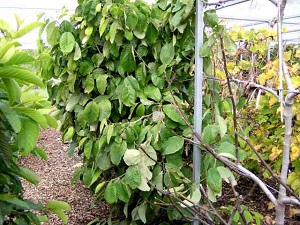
[0, 18, 70, 224]
[44, 0, 300, 224]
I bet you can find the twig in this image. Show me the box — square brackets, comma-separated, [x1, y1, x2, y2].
[148, 181, 211, 225]
[231, 77, 279, 99]
[230, 181, 248, 225]
[219, 32, 240, 164]
[135, 143, 159, 164]
[199, 185, 229, 225]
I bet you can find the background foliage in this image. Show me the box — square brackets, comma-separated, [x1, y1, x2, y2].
[44, 0, 300, 224]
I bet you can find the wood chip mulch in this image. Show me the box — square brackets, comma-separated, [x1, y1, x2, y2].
[19, 128, 109, 225]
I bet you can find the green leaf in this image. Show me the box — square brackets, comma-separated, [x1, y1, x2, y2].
[120, 44, 136, 73]
[237, 97, 246, 110]
[126, 11, 138, 30]
[217, 166, 237, 185]
[199, 41, 212, 57]
[17, 166, 40, 185]
[136, 12, 147, 32]
[223, 31, 237, 56]
[163, 104, 185, 125]
[98, 99, 111, 121]
[50, 209, 68, 225]
[66, 94, 80, 111]
[17, 118, 39, 156]
[207, 167, 222, 193]
[96, 75, 108, 95]
[68, 142, 77, 157]
[216, 115, 227, 138]
[60, 32, 75, 53]
[73, 42, 81, 60]
[99, 18, 109, 38]
[5, 51, 35, 66]
[95, 181, 106, 194]
[13, 22, 44, 38]
[201, 125, 219, 144]
[84, 75, 94, 93]
[122, 86, 136, 107]
[157, 0, 168, 10]
[84, 101, 99, 124]
[46, 21, 60, 46]
[145, 23, 158, 44]
[160, 42, 174, 65]
[204, 10, 219, 28]
[171, 9, 183, 27]
[144, 86, 161, 101]
[14, 107, 48, 130]
[110, 141, 127, 165]
[106, 124, 114, 144]
[162, 136, 184, 155]
[46, 200, 71, 211]
[108, 21, 118, 44]
[0, 66, 43, 87]
[84, 140, 93, 159]
[83, 168, 93, 185]
[138, 203, 147, 223]
[180, 188, 201, 207]
[218, 142, 236, 160]
[33, 146, 48, 160]
[116, 182, 131, 203]
[0, 41, 18, 61]
[123, 149, 141, 166]
[124, 166, 141, 189]
[104, 181, 118, 204]
[0, 103, 21, 133]
[0, 194, 30, 209]
[97, 153, 111, 170]
[44, 114, 58, 129]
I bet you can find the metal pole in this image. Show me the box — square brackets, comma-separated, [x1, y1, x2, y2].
[193, 0, 204, 224]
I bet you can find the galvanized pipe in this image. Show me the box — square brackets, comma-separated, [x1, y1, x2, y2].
[192, 0, 204, 224]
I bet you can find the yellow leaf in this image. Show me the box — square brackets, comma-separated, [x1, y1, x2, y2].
[216, 69, 225, 79]
[272, 60, 279, 68]
[282, 26, 287, 33]
[291, 63, 300, 73]
[258, 73, 267, 85]
[291, 146, 300, 161]
[296, 49, 300, 58]
[267, 202, 275, 210]
[284, 51, 291, 61]
[269, 147, 282, 161]
[227, 62, 235, 71]
[269, 95, 278, 106]
[291, 76, 300, 88]
[265, 69, 275, 79]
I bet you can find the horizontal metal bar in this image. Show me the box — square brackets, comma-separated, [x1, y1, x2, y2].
[285, 28, 300, 33]
[219, 16, 269, 22]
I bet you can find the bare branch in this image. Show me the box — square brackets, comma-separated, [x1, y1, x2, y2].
[219, 32, 240, 164]
[280, 197, 300, 206]
[231, 77, 279, 99]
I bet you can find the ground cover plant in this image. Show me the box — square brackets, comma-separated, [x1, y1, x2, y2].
[43, 0, 300, 224]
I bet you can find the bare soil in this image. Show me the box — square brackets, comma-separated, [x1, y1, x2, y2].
[19, 128, 109, 225]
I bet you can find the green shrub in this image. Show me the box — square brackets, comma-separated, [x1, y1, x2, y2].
[0, 17, 70, 224]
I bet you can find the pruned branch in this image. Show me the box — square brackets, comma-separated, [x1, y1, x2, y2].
[219, 32, 240, 164]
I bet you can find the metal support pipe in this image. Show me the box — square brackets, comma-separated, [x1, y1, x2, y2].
[193, 0, 204, 224]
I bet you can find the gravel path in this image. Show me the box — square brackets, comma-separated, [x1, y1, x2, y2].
[19, 128, 109, 225]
